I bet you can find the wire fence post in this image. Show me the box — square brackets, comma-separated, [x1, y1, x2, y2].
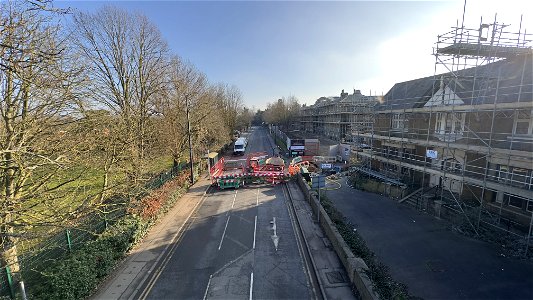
[5, 266, 15, 299]
[65, 229, 72, 251]
[19, 281, 27, 300]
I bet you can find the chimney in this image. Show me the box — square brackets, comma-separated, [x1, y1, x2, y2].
[340, 89, 348, 98]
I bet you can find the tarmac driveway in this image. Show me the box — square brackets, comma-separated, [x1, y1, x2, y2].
[325, 180, 533, 300]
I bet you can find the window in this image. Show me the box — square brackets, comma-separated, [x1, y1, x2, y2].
[506, 194, 524, 209]
[435, 112, 465, 136]
[513, 109, 533, 135]
[392, 114, 408, 131]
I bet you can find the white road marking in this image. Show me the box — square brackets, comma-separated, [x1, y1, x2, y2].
[253, 215, 257, 249]
[203, 275, 212, 300]
[271, 217, 279, 251]
[249, 272, 254, 300]
[218, 215, 231, 250]
[256, 188, 259, 206]
[232, 190, 237, 209]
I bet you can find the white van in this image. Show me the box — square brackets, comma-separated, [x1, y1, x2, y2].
[233, 137, 247, 155]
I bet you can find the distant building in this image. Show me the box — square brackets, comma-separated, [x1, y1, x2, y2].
[300, 89, 379, 142]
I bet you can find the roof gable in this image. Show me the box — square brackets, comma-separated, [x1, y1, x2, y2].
[424, 85, 465, 107]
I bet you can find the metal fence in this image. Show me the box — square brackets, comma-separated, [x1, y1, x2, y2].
[0, 164, 186, 298]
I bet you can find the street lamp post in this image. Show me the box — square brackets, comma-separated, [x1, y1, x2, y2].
[186, 96, 194, 184]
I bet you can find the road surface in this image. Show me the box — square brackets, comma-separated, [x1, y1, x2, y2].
[327, 180, 533, 299]
[138, 127, 312, 299]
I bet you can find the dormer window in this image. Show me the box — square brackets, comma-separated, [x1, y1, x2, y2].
[392, 114, 408, 131]
[513, 109, 533, 136]
[434, 112, 465, 141]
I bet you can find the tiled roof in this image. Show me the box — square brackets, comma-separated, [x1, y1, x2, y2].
[377, 53, 533, 111]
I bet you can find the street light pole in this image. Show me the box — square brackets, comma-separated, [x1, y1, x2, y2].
[186, 96, 194, 184]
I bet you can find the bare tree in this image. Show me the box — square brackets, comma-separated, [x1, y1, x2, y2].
[73, 6, 169, 188]
[153, 56, 236, 174]
[216, 84, 243, 136]
[236, 107, 254, 131]
[155, 57, 207, 167]
[263, 95, 300, 130]
[0, 1, 85, 274]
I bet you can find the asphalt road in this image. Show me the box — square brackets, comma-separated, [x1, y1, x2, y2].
[142, 127, 311, 299]
[326, 179, 533, 300]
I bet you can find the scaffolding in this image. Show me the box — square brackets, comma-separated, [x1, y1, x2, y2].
[355, 15, 533, 257]
[300, 90, 378, 142]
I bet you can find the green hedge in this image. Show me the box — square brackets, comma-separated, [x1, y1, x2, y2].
[31, 216, 148, 300]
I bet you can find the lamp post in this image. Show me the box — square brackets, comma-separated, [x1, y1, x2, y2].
[186, 96, 194, 184]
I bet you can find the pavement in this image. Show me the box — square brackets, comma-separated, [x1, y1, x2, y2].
[287, 181, 355, 300]
[326, 177, 533, 300]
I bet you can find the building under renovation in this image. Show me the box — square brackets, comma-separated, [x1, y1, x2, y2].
[300, 89, 378, 142]
[354, 17, 533, 254]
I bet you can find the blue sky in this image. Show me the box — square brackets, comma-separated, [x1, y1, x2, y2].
[57, 1, 532, 109]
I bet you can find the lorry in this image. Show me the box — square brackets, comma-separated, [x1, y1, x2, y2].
[233, 137, 248, 156]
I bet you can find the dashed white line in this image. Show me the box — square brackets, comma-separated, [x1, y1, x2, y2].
[203, 275, 212, 300]
[253, 215, 257, 249]
[256, 188, 259, 206]
[249, 272, 254, 300]
[232, 190, 237, 209]
[218, 215, 231, 250]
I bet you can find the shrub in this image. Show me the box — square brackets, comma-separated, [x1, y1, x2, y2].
[31, 216, 147, 300]
[27, 170, 195, 300]
[130, 173, 190, 221]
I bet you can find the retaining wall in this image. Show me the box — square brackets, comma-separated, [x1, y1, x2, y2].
[295, 175, 379, 300]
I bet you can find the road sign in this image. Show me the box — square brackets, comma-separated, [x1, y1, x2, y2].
[321, 163, 332, 169]
[311, 175, 326, 189]
[426, 150, 438, 159]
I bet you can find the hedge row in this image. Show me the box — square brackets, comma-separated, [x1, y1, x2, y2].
[29, 174, 192, 300]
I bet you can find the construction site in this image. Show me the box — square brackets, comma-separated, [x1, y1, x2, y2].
[300, 89, 379, 143]
[301, 16, 533, 256]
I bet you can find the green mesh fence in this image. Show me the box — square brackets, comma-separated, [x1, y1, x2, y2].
[0, 165, 184, 298]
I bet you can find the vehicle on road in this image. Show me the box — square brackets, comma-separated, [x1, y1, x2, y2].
[233, 137, 247, 156]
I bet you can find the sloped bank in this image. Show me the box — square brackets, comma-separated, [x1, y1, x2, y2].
[29, 172, 193, 300]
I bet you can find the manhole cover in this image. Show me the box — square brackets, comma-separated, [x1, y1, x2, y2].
[325, 271, 348, 284]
